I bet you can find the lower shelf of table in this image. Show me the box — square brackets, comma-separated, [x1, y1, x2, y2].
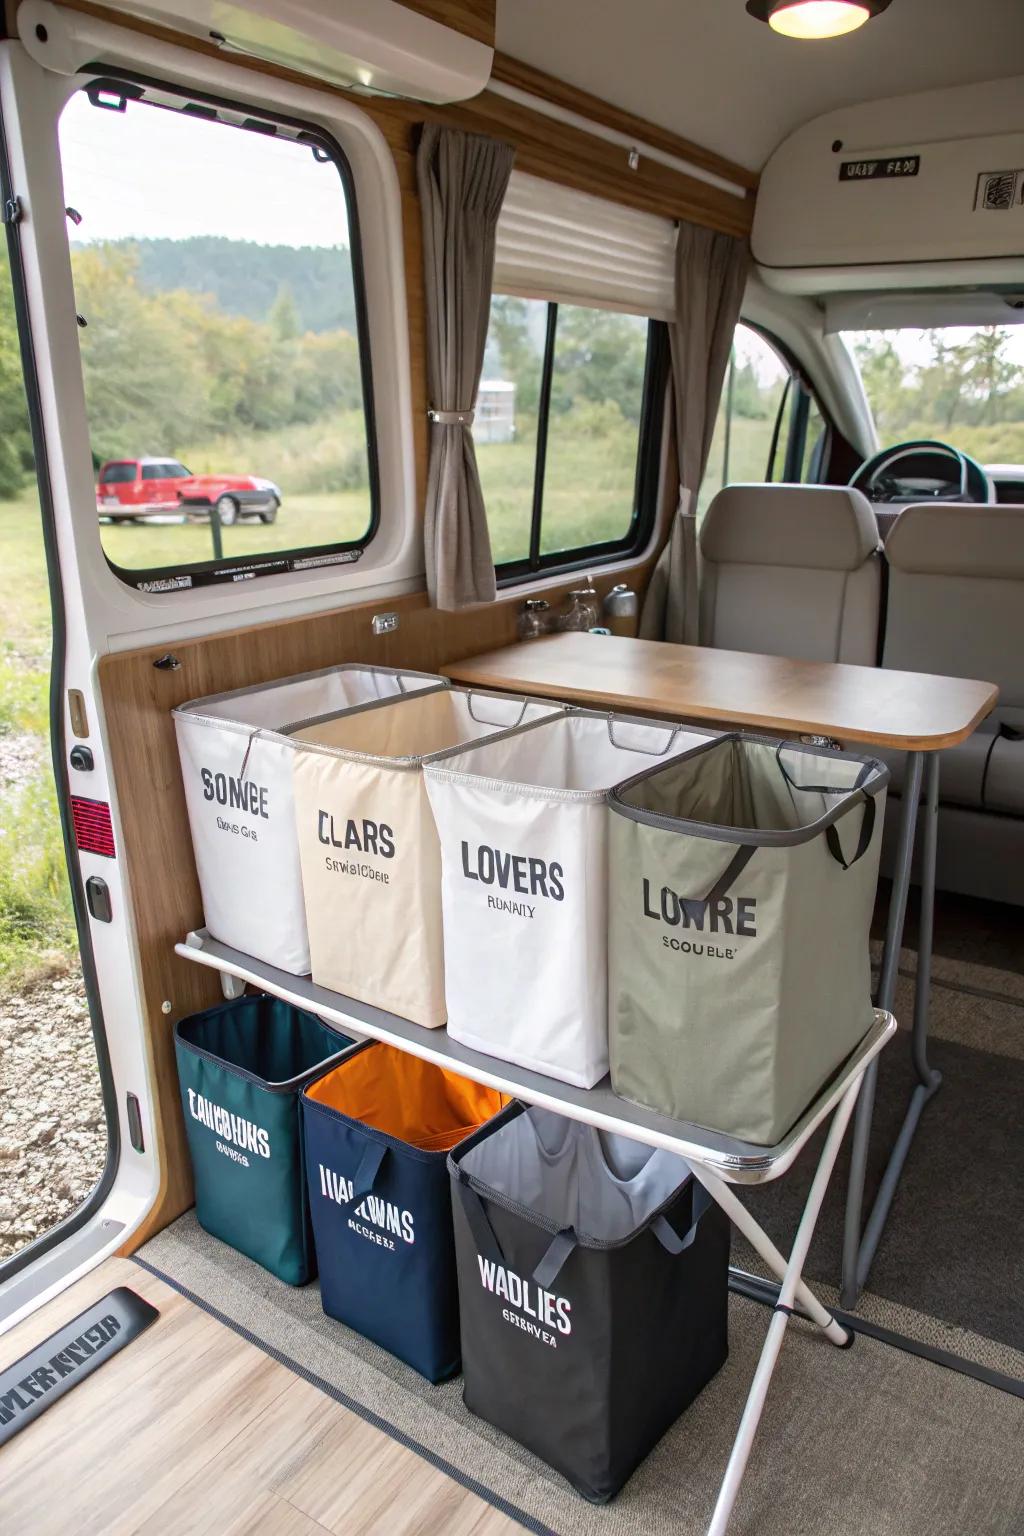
[174, 930, 895, 1185]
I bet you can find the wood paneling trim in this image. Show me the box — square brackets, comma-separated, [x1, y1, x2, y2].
[428, 91, 751, 238]
[103, 569, 653, 1251]
[491, 52, 759, 194]
[397, 0, 496, 48]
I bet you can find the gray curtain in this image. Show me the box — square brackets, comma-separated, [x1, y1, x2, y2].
[417, 123, 515, 610]
[639, 221, 750, 643]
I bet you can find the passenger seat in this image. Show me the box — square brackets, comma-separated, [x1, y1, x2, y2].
[698, 484, 882, 664]
[881, 502, 1023, 902]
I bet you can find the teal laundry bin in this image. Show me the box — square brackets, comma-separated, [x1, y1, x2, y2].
[175, 994, 354, 1284]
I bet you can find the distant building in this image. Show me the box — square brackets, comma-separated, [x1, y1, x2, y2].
[475, 379, 516, 444]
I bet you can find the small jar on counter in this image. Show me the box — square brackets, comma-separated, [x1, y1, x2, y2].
[517, 598, 551, 641]
[557, 585, 600, 633]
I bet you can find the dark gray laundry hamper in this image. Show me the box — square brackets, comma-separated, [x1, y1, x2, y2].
[609, 733, 889, 1144]
[449, 1103, 729, 1503]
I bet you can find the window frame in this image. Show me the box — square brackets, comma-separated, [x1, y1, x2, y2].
[492, 301, 670, 587]
[63, 69, 382, 593]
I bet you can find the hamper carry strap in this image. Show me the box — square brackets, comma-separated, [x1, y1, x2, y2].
[351, 1138, 388, 1202]
[454, 1168, 714, 1289]
[774, 742, 877, 872]
[650, 1181, 713, 1255]
[454, 1168, 505, 1265]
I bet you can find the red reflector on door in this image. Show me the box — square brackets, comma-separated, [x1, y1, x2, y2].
[71, 797, 116, 858]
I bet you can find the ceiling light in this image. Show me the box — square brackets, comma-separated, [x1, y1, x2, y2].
[745, 0, 892, 39]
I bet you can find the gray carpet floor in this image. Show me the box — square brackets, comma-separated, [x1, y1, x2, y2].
[739, 888, 1024, 1365]
[138, 1212, 1024, 1536]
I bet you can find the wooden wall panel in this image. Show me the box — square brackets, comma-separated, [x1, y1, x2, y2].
[104, 568, 653, 1249]
[491, 52, 759, 194]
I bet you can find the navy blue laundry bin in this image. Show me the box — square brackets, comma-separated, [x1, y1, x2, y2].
[302, 1042, 506, 1380]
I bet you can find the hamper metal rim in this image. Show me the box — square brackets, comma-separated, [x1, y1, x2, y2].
[423, 709, 719, 798]
[172, 662, 449, 723]
[174, 1007, 356, 1093]
[283, 690, 567, 768]
[609, 730, 890, 847]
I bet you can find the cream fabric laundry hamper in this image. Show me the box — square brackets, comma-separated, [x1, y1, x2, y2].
[174, 664, 445, 974]
[289, 688, 563, 1027]
[424, 709, 714, 1086]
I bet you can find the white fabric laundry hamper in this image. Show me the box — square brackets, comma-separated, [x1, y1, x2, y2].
[289, 688, 563, 1027]
[174, 665, 445, 974]
[423, 709, 714, 1086]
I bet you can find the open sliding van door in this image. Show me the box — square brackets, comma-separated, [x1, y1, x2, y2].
[0, 0, 420, 1326]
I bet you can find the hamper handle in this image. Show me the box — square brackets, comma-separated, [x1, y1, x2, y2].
[680, 843, 756, 910]
[465, 691, 530, 730]
[774, 742, 878, 872]
[532, 1228, 577, 1289]
[774, 740, 875, 797]
[454, 1170, 505, 1265]
[351, 1139, 388, 1203]
[607, 717, 682, 756]
[238, 727, 265, 781]
[651, 1181, 712, 1256]
[824, 792, 876, 871]
[396, 672, 430, 693]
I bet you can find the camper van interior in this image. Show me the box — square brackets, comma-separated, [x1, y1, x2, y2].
[1, 1, 1022, 1531]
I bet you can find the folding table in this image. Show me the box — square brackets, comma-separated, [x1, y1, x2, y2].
[442, 631, 999, 1306]
[176, 926, 895, 1535]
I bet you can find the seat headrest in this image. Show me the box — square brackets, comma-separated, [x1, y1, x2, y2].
[699, 484, 879, 572]
[885, 504, 1024, 580]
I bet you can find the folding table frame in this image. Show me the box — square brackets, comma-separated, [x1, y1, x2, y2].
[841, 750, 941, 1308]
[177, 930, 895, 1535]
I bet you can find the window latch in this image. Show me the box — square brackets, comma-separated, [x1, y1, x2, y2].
[3, 196, 23, 226]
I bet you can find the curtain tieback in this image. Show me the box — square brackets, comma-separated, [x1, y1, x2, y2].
[428, 407, 475, 426]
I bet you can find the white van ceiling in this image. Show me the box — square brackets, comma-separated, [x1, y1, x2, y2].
[496, 0, 1024, 172]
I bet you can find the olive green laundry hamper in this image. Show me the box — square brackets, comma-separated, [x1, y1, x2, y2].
[609, 734, 889, 1144]
[175, 994, 355, 1284]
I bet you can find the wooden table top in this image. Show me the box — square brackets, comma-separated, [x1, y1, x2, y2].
[443, 633, 999, 750]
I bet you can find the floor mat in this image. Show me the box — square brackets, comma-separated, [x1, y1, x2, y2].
[138, 1213, 1024, 1536]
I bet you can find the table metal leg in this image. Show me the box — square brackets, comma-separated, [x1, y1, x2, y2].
[840, 751, 942, 1309]
[704, 1075, 862, 1536]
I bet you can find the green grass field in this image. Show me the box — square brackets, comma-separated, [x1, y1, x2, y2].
[0, 491, 74, 990]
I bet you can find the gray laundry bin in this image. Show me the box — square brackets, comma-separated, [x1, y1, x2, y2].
[608, 734, 889, 1144]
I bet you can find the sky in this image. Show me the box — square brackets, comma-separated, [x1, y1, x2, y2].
[58, 90, 351, 248]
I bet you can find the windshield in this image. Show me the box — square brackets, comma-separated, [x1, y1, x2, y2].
[840, 324, 1024, 466]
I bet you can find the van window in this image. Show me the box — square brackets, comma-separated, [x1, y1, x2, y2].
[698, 323, 826, 514]
[98, 462, 137, 484]
[841, 324, 1024, 466]
[58, 80, 377, 591]
[476, 297, 666, 577]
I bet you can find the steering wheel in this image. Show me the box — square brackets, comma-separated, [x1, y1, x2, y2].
[850, 439, 992, 505]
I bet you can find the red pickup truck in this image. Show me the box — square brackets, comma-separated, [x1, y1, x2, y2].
[96, 458, 281, 524]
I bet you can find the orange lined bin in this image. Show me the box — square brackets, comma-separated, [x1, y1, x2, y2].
[302, 1043, 506, 1380]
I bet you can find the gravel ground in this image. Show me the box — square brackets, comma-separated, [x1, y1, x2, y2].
[0, 969, 107, 1262]
[0, 731, 45, 796]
